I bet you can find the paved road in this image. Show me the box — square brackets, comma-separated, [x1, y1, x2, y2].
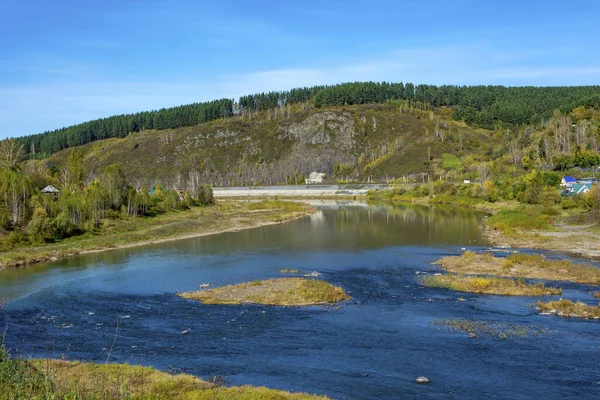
[213, 184, 391, 197]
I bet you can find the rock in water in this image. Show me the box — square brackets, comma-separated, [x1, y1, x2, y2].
[468, 333, 477, 338]
[181, 330, 189, 335]
[416, 376, 430, 384]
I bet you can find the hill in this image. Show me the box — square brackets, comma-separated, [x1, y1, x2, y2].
[46, 102, 493, 187]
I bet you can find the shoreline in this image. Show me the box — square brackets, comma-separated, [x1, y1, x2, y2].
[485, 227, 600, 260]
[0, 201, 315, 271]
[369, 194, 600, 260]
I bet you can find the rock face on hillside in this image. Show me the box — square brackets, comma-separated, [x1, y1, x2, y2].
[46, 104, 484, 188]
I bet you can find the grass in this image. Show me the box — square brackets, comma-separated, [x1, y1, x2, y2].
[247, 200, 306, 212]
[0, 347, 329, 399]
[421, 274, 561, 296]
[0, 200, 313, 270]
[435, 251, 600, 284]
[432, 318, 548, 339]
[442, 153, 462, 170]
[537, 299, 600, 319]
[179, 278, 350, 306]
[487, 206, 556, 233]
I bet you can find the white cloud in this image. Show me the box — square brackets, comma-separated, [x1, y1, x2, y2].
[2, 43, 599, 139]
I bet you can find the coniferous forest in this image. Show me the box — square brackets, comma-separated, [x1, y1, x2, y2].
[15, 82, 600, 158]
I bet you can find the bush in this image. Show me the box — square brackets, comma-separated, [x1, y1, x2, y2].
[195, 184, 214, 206]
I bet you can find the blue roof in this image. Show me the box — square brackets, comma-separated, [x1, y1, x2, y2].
[563, 176, 577, 182]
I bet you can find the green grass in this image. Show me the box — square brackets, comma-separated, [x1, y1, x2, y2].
[0, 347, 329, 399]
[247, 200, 306, 212]
[487, 206, 556, 232]
[537, 299, 600, 319]
[179, 278, 350, 306]
[442, 153, 462, 169]
[421, 274, 561, 296]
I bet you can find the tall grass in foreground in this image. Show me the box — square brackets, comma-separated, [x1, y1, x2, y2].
[0, 346, 329, 399]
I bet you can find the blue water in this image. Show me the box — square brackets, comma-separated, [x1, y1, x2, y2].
[1, 202, 599, 399]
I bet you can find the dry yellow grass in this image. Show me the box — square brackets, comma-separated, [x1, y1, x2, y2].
[179, 278, 350, 306]
[18, 359, 329, 399]
[537, 299, 600, 319]
[421, 274, 561, 296]
[435, 251, 600, 285]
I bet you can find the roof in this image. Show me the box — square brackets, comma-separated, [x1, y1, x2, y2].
[573, 183, 592, 193]
[41, 185, 60, 193]
[562, 176, 577, 183]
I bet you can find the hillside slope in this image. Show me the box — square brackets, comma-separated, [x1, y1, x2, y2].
[47, 103, 493, 187]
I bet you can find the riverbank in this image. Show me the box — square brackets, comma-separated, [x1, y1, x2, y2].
[0, 354, 329, 399]
[0, 200, 314, 271]
[369, 191, 600, 259]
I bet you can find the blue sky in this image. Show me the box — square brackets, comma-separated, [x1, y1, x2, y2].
[1, 0, 600, 138]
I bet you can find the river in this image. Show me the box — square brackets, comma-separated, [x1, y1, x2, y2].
[1, 201, 599, 399]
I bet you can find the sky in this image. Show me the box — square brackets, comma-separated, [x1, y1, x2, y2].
[1, 0, 600, 139]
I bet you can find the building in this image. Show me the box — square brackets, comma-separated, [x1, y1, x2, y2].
[305, 172, 326, 184]
[561, 183, 592, 196]
[577, 177, 600, 185]
[561, 176, 577, 187]
[41, 185, 60, 199]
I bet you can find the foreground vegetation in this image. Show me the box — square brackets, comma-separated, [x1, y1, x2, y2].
[0, 348, 328, 400]
[0, 200, 313, 269]
[434, 251, 600, 284]
[179, 278, 350, 306]
[537, 299, 600, 319]
[421, 274, 561, 296]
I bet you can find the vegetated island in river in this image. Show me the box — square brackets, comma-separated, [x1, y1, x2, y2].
[434, 251, 600, 285]
[421, 274, 561, 296]
[179, 277, 350, 306]
[0, 353, 330, 400]
[0, 200, 313, 271]
[428, 250, 600, 318]
[537, 299, 600, 319]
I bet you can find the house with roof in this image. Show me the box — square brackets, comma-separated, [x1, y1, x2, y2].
[41, 185, 60, 199]
[561, 176, 577, 187]
[561, 183, 592, 196]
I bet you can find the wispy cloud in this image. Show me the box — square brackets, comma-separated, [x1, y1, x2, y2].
[2, 43, 599, 138]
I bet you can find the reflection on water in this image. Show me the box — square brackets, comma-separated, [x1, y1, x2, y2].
[0, 203, 485, 302]
[2, 203, 598, 400]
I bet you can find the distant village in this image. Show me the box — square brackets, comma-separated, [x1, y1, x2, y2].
[560, 175, 600, 196]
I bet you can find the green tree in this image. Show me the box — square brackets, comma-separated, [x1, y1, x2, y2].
[101, 164, 128, 210]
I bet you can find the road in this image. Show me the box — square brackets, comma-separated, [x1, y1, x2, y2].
[213, 184, 390, 198]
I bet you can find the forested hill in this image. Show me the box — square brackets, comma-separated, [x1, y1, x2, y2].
[16, 82, 600, 158]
